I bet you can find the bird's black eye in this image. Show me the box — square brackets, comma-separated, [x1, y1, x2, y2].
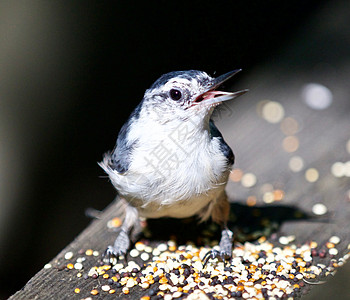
[169, 88, 182, 101]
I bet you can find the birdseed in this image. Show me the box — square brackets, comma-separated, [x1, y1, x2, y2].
[64, 251, 73, 260]
[329, 236, 341, 245]
[74, 262, 83, 270]
[130, 249, 140, 257]
[140, 252, 150, 261]
[329, 248, 338, 256]
[101, 285, 110, 292]
[60, 232, 350, 299]
[85, 249, 93, 256]
[107, 217, 122, 229]
[90, 289, 98, 295]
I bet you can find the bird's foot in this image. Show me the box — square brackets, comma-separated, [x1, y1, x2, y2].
[202, 249, 231, 267]
[202, 228, 233, 267]
[103, 229, 130, 264]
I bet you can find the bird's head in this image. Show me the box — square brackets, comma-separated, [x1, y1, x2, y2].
[141, 69, 248, 124]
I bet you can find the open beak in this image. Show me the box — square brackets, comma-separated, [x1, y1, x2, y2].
[193, 69, 248, 107]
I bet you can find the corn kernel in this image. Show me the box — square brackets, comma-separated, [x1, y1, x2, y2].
[90, 289, 99, 295]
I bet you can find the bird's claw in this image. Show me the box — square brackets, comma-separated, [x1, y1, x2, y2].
[102, 245, 125, 264]
[202, 249, 231, 267]
[202, 228, 233, 267]
[102, 229, 130, 264]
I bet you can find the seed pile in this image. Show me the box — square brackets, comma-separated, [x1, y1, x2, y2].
[53, 234, 350, 299]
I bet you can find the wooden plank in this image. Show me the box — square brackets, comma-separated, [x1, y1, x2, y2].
[10, 67, 350, 299]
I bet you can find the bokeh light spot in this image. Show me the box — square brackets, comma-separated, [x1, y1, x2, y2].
[302, 83, 333, 110]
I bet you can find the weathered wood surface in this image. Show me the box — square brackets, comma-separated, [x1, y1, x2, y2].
[9, 64, 350, 299]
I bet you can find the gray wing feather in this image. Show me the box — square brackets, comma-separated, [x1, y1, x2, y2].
[209, 119, 235, 165]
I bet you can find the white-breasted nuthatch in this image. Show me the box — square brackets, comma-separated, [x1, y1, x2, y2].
[100, 69, 248, 264]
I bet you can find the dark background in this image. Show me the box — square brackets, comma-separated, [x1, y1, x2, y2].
[1, 1, 349, 298]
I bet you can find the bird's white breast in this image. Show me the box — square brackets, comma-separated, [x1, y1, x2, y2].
[102, 113, 230, 219]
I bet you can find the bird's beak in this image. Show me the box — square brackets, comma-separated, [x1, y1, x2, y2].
[193, 69, 248, 107]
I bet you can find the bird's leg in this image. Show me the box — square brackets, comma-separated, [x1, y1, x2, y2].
[103, 204, 139, 264]
[219, 226, 234, 257]
[203, 226, 234, 267]
[202, 190, 234, 266]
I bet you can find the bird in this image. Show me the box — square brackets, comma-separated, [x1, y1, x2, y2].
[99, 69, 248, 264]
